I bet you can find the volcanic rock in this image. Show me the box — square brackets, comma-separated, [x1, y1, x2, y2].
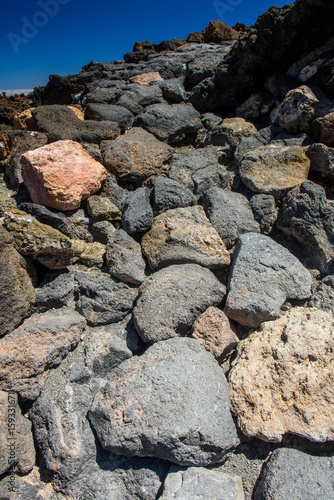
[121, 187, 153, 234]
[106, 229, 146, 285]
[152, 176, 197, 213]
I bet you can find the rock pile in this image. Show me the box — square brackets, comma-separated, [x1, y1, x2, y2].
[0, 2, 334, 499]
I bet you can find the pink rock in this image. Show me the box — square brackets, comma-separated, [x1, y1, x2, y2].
[21, 139, 108, 211]
[192, 306, 239, 363]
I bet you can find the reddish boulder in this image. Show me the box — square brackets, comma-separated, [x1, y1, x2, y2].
[21, 139, 108, 211]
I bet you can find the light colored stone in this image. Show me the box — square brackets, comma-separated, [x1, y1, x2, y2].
[71, 240, 106, 268]
[101, 127, 173, 184]
[141, 206, 231, 270]
[312, 111, 334, 146]
[21, 139, 108, 211]
[229, 307, 334, 443]
[240, 145, 310, 198]
[192, 306, 239, 362]
[13, 108, 35, 130]
[221, 117, 257, 140]
[86, 195, 122, 221]
[129, 72, 163, 85]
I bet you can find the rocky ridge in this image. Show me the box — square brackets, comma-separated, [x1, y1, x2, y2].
[1, 2, 334, 499]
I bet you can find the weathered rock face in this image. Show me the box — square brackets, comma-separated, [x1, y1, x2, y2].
[239, 145, 310, 199]
[121, 187, 153, 235]
[0, 226, 35, 336]
[0, 390, 35, 475]
[152, 176, 197, 214]
[250, 194, 278, 235]
[106, 229, 146, 285]
[133, 264, 226, 343]
[86, 195, 122, 221]
[31, 105, 120, 143]
[160, 467, 245, 500]
[254, 448, 334, 500]
[202, 187, 260, 249]
[129, 72, 163, 85]
[0, 309, 86, 400]
[192, 306, 239, 363]
[202, 20, 239, 43]
[4, 209, 74, 269]
[224, 233, 312, 328]
[141, 206, 231, 270]
[277, 181, 334, 270]
[89, 337, 239, 466]
[307, 143, 334, 177]
[34, 269, 75, 313]
[101, 127, 173, 184]
[310, 275, 334, 314]
[312, 111, 334, 146]
[229, 307, 334, 443]
[84, 103, 134, 133]
[21, 139, 108, 211]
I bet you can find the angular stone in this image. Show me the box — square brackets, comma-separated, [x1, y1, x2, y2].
[0, 309, 86, 400]
[21, 139, 108, 211]
[0, 226, 35, 336]
[277, 181, 334, 270]
[160, 467, 244, 500]
[152, 176, 197, 213]
[71, 240, 106, 268]
[31, 105, 120, 143]
[0, 466, 62, 499]
[117, 84, 165, 115]
[141, 206, 231, 270]
[34, 268, 74, 313]
[84, 103, 134, 133]
[0, 390, 35, 475]
[307, 143, 334, 177]
[239, 145, 310, 199]
[202, 187, 260, 249]
[13, 108, 35, 130]
[121, 187, 153, 235]
[202, 20, 239, 43]
[133, 264, 226, 343]
[134, 103, 202, 144]
[192, 306, 239, 363]
[101, 127, 173, 185]
[77, 273, 138, 326]
[4, 209, 74, 270]
[86, 195, 122, 221]
[160, 78, 185, 104]
[312, 111, 334, 146]
[254, 448, 334, 500]
[224, 233, 312, 328]
[129, 72, 163, 85]
[89, 337, 239, 466]
[310, 275, 334, 315]
[90, 220, 117, 244]
[106, 229, 146, 285]
[250, 194, 278, 235]
[100, 173, 127, 209]
[229, 307, 334, 442]
[270, 85, 333, 132]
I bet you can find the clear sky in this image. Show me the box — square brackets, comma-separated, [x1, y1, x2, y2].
[1, 0, 288, 89]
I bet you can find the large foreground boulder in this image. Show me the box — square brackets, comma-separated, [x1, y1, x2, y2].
[229, 307, 334, 442]
[89, 337, 239, 466]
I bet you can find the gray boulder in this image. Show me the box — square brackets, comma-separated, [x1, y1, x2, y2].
[77, 273, 138, 326]
[277, 181, 334, 270]
[133, 263, 226, 343]
[84, 103, 134, 133]
[89, 337, 239, 466]
[310, 275, 334, 315]
[202, 187, 260, 249]
[160, 78, 185, 103]
[34, 268, 75, 313]
[307, 143, 334, 177]
[250, 194, 278, 235]
[117, 84, 165, 115]
[121, 187, 153, 235]
[224, 233, 312, 328]
[152, 176, 197, 213]
[90, 220, 117, 244]
[254, 448, 334, 500]
[160, 466, 244, 500]
[134, 103, 202, 144]
[106, 229, 146, 284]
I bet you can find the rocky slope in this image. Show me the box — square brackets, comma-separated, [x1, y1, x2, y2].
[0, 1, 334, 498]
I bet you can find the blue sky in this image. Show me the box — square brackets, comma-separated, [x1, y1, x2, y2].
[1, 0, 288, 89]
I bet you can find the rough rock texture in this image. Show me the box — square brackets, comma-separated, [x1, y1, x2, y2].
[0, 390, 35, 475]
[133, 264, 226, 343]
[225, 233, 312, 328]
[141, 206, 231, 270]
[21, 139, 108, 211]
[152, 176, 197, 213]
[307, 142, 334, 177]
[0, 466, 62, 499]
[84, 103, 134, 133]
[277, 181, 334, 270]
[254, 448, 334, 500]
[0, 309, 86, 400]
[0, 226, 35, 336]
[250, 194, 278, 234]
[192, 306, 239, 363]
[86, 195, 122, 221]
[160, 467, 245, 500]
[71, 240, 106, 268]
[31, 105, 120, 143]
[4, 209, 74, 269]
[101, 127, 173, 184]
[312, 111, 334, 146]
[34, 269, 75, 313]
[202, 20, 239, 43]
[121, 187, 153, 234]
[129, 72, 163, 85]
[77, 273, 138, 326]
[310, 275, 334, 314]
[89, 337, 239, 466]
[134, 103, 202, 144]
[229, 307, 334, 442]
[106, 229, 146, 284]
[202, 187, 260, 248]
[239, 145, 310, 199]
